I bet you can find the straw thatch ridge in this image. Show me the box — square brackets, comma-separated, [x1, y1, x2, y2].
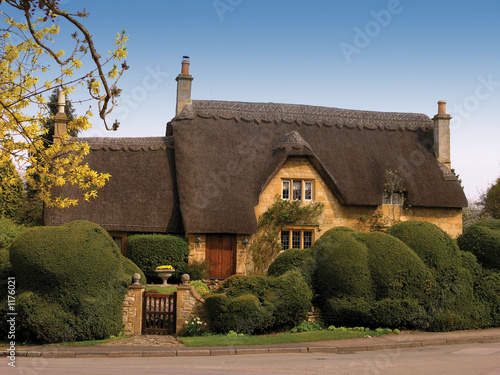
[180, 100, 434, 131]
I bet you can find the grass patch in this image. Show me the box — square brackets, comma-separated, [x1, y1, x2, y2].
[179, 329, 391, 347]
[146, 286, 177, 293]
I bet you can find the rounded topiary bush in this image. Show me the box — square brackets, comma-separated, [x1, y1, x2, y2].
[458, 219, 500, 270]
[8, 220, 144, 343]
[204, 271, 312, 333]
[387, 221, 476, 321]
[475, 272, 500, 326]
[314, 227, 372, 300]
[386, 221, 461, 271]
[127, 234, 189, 283]
[362, 231, 435, 301]
[322, 297, 371, 327]
[369, 298, 426, 330]
[268, 270, 313, 329]
[267, 248, 316, 289]
[215, 274, 272, 301]
[204, 293, 272, 334]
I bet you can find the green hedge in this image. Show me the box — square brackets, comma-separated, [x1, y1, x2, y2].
[127, 234, 189, 283]
[268, 270, 313, 329]
[216, 275, 273, 301]
[204, 293, 273, 334]
[474, 271, 500, 327]
[267, 248, 316, 289]
[204, 271, 312, 334]
[314, 227, 372, 300]
[0, 217, 25, 250]
[369, 298, 426, 329]
[457, 219, 500, 270]
[386, 221, 462, 272]
[6, 220, 144, 343]
[323, 297, 426, 330]
[312, 222, 500, 331]
[322, 297, 371, 327]
[362, 231, 435, 301]
[205, 294, 273, 334]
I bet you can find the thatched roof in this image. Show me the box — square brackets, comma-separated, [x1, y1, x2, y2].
[171, 100, 467, 234]
[45, 99, 467, 236]
[44, 137, 184, 233]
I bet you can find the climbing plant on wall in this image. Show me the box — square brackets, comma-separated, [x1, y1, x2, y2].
[250, 196, 323, 275]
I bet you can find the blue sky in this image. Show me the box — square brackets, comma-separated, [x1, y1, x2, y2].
[24, 0, 500, 200]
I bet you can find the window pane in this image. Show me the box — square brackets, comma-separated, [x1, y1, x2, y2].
[282, 181, 290, 200]
[293, 181, 302, 200]
[281, 231, 289, 250]
[292, 231, 301, 248]
[304, 181, 312, 200]
[303, 231, 312, 248]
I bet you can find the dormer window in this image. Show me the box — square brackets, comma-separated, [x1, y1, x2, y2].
[383, 192, 405, 205]
[282, 179, 314, 201]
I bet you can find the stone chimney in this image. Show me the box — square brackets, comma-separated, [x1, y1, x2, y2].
[53, 90, 68, 144]
[433, 100, 452, 169]
[175, 56, 193, 116]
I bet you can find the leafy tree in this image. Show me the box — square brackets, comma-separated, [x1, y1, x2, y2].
[0, 157, 25, 220]
[483, 178, 500, 219]
[463, 199, 491, 230]
[0, 0, 129, 208]
[16, 88, 78, 226]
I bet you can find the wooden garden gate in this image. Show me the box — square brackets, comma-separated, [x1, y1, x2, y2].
[142, 292, 177, 335]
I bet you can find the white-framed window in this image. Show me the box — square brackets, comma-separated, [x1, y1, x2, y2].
[282, 179, 314, 201]
[282, 180, 290, 200]
[280, 229, 314, 250]
[304, 181, 312, 201]
[293, 181, 302, 200]
[383, 192, 405, 206]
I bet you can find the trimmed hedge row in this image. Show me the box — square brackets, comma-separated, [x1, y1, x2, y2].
[127, 234, 189, 283]
[323, 297, 426, 330]
[3, 220, 145, 343]
[312, 222, 500, 331]
[362, 231, 435, 301]
[314, 227, 372, 299]
[458, 219, 500, 270]
[204, 270, 312, 334]
[267, 248, 316, 289]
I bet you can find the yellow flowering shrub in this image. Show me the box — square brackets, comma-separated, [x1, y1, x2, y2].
[0, 2, 129, 208]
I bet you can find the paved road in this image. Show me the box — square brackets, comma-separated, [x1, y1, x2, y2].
[3, 343, 500, 375]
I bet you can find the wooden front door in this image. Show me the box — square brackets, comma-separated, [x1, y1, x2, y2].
[206, 234, 237, 279]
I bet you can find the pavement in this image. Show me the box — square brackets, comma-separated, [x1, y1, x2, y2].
[2, 328, 500, 358]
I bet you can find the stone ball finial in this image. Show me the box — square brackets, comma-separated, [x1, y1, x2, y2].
[132, 273, 141, 286]
[181, 273, 190, 286]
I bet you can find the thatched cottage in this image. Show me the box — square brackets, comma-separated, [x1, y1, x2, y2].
[45, 58, 467, 278]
